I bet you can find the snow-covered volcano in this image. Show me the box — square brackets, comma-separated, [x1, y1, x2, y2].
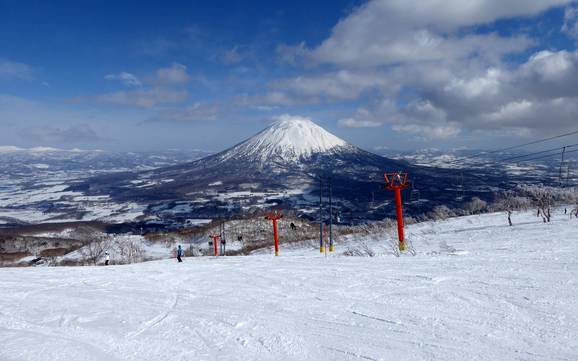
[218, 115, 351, 163]
[74, 116, 498, 225]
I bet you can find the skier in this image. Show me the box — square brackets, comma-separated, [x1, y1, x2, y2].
[105, 252, 110, 266]
[176, 245, 183, 263]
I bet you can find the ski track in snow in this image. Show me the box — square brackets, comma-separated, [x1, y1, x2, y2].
[0, 210, 577, 360]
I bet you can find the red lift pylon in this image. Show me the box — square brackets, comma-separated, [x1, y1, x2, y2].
[209, 234, 220, 256]
[265, 210, 283, 256]
[384, 172, 409, 251]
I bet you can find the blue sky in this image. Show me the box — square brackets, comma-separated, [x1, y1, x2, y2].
[1, 0, 578, 152]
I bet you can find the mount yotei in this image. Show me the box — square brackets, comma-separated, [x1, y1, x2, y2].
[73, 116, 503, 224]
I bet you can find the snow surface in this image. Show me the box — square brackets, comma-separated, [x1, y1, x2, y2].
[218, 115, 349, 162]
[1, 210, 577, 360]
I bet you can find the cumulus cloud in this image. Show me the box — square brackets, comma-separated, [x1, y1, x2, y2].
[312, 31, 532, 68]
[306, 0, 564, 67]
[514, 50, 578, 99]
[155, 63, 190, 84]
[264, 0, 578, 140]
[298, 0, 562, 68]
[275, 70, 393, 100]
[371, 49, 578, 137]
[338, 108, 383, 128]
[104, 72, 142, 87]
[0, 59, 35, 80]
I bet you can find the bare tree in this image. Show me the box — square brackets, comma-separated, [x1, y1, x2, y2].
[81, 233, 113, 266]
[343, 242, 375, 257]
[495, 191, 530, 226]
[429, 205, 455, 221]
[116, 238, 145, 264]
[521, 186, 555, 223]
[536, 191, 553, 223]
[463, 197, 487, 215]
[499, 191, 516, 226]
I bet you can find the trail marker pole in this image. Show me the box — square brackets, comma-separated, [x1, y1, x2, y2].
[219, 219, 227, 256]
[324, 224, 328, 257]
[219, 220, 222, 255]
[329, 179, 334, 252]
[384, 172, 409, 251]
[265, 211, 283, 256]
[319, 177, 324, 253]
[209, 234, 220, 256]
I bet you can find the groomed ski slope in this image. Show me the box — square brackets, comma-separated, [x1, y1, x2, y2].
[1, 210, 577, 361]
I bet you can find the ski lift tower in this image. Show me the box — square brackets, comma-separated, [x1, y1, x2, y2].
[265, 210, 283, 256]
[209, 234, 220, 256]
[384, 172, 409, 251]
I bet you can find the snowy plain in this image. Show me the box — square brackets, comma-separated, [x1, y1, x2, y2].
[0, 210, 577, 361]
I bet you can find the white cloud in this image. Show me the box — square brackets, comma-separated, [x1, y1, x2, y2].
[18, 124, 101, 144]
[338, 118, 382, 128]
[265, 1, 578, 140]
[312, 31, 532, 67]
[276, 70, 392, 100]
[376, 49, 578, 137]
[85, 64, 194, 108]
[562, 4, 578, 41]
[514, 50, 578, 98]
[220, 46, 250, 65]
[94, 88, 188, 108]
[338, 108, 383, 128]
[104, 72, 142, 87]
[389, 100, 461, 139]
[0, 59, 35, 80]
[151, 102, 219, 122]
[276, 42, 308, 65]
[307, 0, 565, 67]
[443, 68, 503, 99]
[392, 123, 461, 139]
[156, 63, 190, 84]
[235, 91, 319, 107]
[483, 100, 534, 124]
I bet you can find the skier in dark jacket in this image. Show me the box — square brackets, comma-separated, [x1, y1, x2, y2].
[176, 245, 183, 262]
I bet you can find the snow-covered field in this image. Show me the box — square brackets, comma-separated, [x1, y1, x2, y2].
[0, 148, 210, 225]
[1, 210, 577, 360]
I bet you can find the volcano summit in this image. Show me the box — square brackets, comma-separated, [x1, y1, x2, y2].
[216, 115, 350, 164]
[75, 116, 496, 224]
